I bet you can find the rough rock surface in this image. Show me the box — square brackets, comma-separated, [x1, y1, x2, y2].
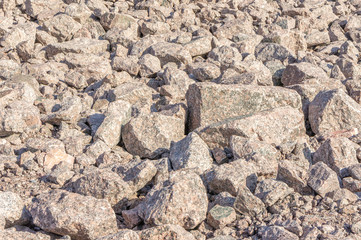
[29, 190, 117, 240]
[2, 0, 361, 239]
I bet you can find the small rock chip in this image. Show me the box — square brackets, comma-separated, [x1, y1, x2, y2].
[207, 205, 236, 229]
[308, 162, 340, 197]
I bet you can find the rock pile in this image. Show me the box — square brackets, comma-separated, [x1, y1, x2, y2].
[1, 0, 361, 239]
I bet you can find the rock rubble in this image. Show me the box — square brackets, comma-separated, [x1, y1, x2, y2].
[2, 0, 361, 239]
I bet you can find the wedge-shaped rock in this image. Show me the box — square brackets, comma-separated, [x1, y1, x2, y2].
[138, 224, 195, 240]
[262, 226, 298, 240]
[254, 179, 294, 207]
[69, 169, 134, 212]
[205, 160, 257, 196]
[196, 106, 305, 149]
[233, 185, 266, 217]
[46, 38, 109, 57]
[169, 132, 213, 174]
[139, 170, 208, 230]
[0, 192, 29, 228]
[186, 82, 302, 131]
[43, 14, 82, 42]
[97, 229, 139, 240]
[308, 162, 340, 197]
[97, 230, 139, 240]
[148, 42, 192, 66]
[281, 62, 329, 86]
[29, 190, 117, 240]
[0, 228, 53, 240]
[122, 113, 184, 158]
[313, 137, 359, 177]
[94, 100, 132, 148]
[309, 89, 361, 136]
[0, 100, 41, 137]
[277, 160, 312, 194]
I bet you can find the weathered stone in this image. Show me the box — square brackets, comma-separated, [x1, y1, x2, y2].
[42, 148, 74, 171]
[0, 191, 28, 228]
[281, 62, 329, 86]
[0, 228, 53, 240]
[0, 100, 41, 137]
[184, 36, 212, 57]
[262, 226, 299, 240]
[233, 185, 266, 217]
[138, 224, 196, 240]
[148, 42, 192, 66]
[308, 162, 340, 197]
[254, 179, 294, 207]
[29, 190, 117, 240]
[112, 159, 157, 191]
[46, 38, 109, 57]
[111, 55, 140, 76]
[100, 13, 136, 31]
[94, 100, 132, 148]
[195, 106, 305, 149]
[122, 113, 184, 159]
[277, 160, 312, 194]
[25, 0, 64, 18]
[0, 60, 20, 80]
[43, 14, 82, 42]
[44, 96, 83, 125]
[187, 62, 221, 82]
[207, 205, 236, 229]
[139, 170, 208, 230]
[313, 137, 359, 177]
[69, 168, 134, 211]
[96, 230, 140, 240]
[255, 42, 296, 63]
[138, 54, 161, 77]
[348, 164, 361, 180]
[65, 3, 92, 24]
[169, 132, 213, 174]
[309, 89, 361, 136]
[342, 177, 361, 192]
[205, 160, 257, 196]
[186, 82, 302, 131]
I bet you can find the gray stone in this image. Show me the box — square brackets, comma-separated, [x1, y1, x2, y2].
[169, 132, 213, 174]
[29, 190, 117, 240]
[207, 205, 236, 229]
[139, 170, 208, 230]
[122, 113, 184, 159]
[281, 62, 329, 86]
[0, 191, 29, 228]
[233, 185, 266, 217]
[308, 162, 340, 197]
[139, 224, 196, 240]
[254, 179, 294, 207]
[186, 82, 302, 131]
[309, 89, 361, 136]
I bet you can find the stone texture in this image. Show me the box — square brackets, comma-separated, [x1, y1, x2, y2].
[207, 205, 236, 229]
[139, 170, 208, 230]
[195, 106, 305, 149]
[281, 62, 329, 86]
[233, 185, 266, 217]
[254, 179, 294, 207]
[169, 132, 213, 174]
[308, 162, 340, 197]
[309, 89, 361, 136]
[122, 113, 184, 159]
[313, 137, 359, 177]
[186, 82, 302, 131]
[29, 190, 117, 240]
[0, 191, 28, 228]
[138, 224, 196, 240]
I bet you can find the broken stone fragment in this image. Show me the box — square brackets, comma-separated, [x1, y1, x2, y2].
[254, 179, 294, 207]
[138, 224, 196, 240]
[0, 191, 29, 228]
[307, 162, 340, 197]
[122, 113, 184, 159]
[233, 185, 266, 217]
[195, 106, 305, 149]
[69, 168, 134, 212]
[29, 190, 117, 240]
[281, 62, 329, 86]
[169, 132, 213, 174]
[186, 82, 302, 131]
[46, 38, 109, 57]
[139, 170, 208, 230]
[313, 137, 359, 177]
[309, 89, 361, 136]
[207, 205, 236, 229]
